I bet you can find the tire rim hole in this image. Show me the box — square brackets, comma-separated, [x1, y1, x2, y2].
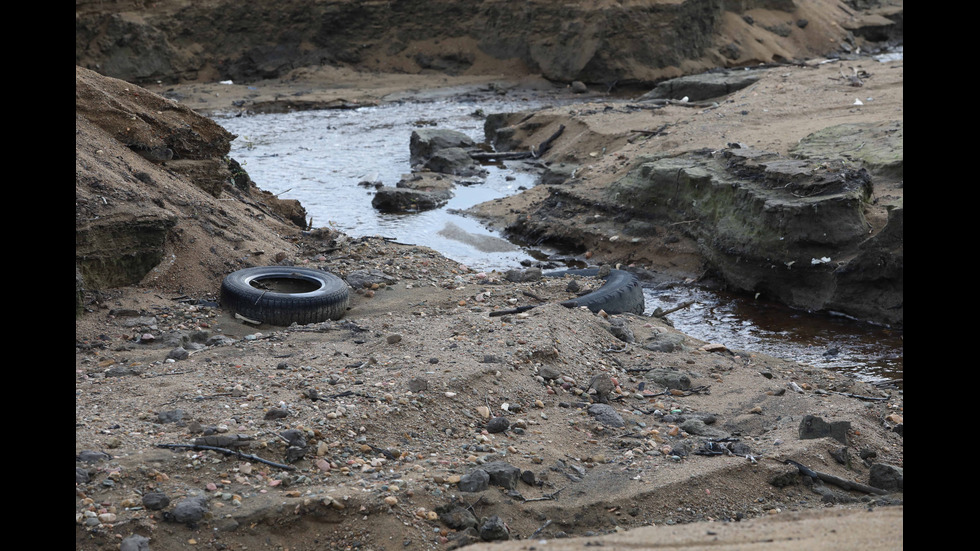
[249, 276, 321, 294]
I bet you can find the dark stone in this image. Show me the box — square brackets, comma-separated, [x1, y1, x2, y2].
[264, 408, 289, 420]
[167, 347, 189, 361]
[607, 318, 635, 343]
[120, 535, 150, 551]
[142, 492, 171, 511]
[587, 403, 625, 427]
[520, 469, 537, 486]
[643, 368, 691, 390]
[798, 415, 850, 444]
[539, 163, 579, 185]
[409, 129, 476, 165]
[170, 495, 208, 524]
[423, 147, 484, 176]
[479, 515, 510, 541]
[482, 461, 521, 490]
[538, 365, 561, 380]
[642, 333, 686, 353]
[371, 186, 451, 212]
[588, 374, 616, 403]
[486, 417, 510, 434]
[829, 447, 850, 465]
[76, 467, 90, 484]
[679, 418, 728, 438]
[345, 269, 399, 289]
[868, 463, 903, 491]
[280, 429, 307, 447]
[437, 505, 478, 530]
[458, 469, 490, 492]
[729, 442, 752, 455]
[106, 364, 140, 377]
[77, 450, 111, 463]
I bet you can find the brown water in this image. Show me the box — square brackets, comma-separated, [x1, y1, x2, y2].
[642, 284, 902, 386]
[215, 94, 903, 386]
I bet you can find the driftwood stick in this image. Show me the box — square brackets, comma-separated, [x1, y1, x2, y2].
[783, 459, 887, 495]
[531, 519, 552, 538]
[470, 124, 566, 161]
[652, 300, 695, 318]
[523, 486, 566, 502]
[532, 124, 565, 157]
[832, 391, 889, 402]
[307, 389, 378, 401]
[157, 443, 296, 470]
[469, 150, 534, 161]
[489, 304, 538, 317]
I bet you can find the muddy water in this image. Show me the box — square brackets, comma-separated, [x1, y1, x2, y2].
[215, 95, 902, 385]
[642, 286, 903, 385]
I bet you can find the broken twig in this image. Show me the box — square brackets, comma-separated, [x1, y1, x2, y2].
[157, 443, 296, 471]
[523, 486, 566, 502]
[782, 459, 887, 495]
[832, 391, 889, 402]
[651, 300, 695, 318]
[489, 304, 538, 317]
[469, 124, 565, 161]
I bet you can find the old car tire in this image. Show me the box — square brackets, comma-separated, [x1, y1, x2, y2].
[546, 268, 646, 315]
[220, 267, 350, 325]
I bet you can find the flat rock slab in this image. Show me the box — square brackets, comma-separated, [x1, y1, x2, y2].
[638, 70, 763, 102]
[371, 186, 452, 212]
[790, 121, 903, 180]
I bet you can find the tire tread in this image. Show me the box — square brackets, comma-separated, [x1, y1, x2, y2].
[220, 267, 350, 325]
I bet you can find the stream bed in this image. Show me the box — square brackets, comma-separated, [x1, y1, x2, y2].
[214, 93, 903, 386]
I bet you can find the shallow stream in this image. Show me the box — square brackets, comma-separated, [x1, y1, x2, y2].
[214, 92, 902, 386]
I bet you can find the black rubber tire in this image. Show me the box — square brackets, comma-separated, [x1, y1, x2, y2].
[546, 268, 646, 315]
[220, 266, 350, 326]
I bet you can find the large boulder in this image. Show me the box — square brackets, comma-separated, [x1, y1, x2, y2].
[422, 147, 486, 177]
[409, 129, 476, 166]
[371, 187, 451, 212]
